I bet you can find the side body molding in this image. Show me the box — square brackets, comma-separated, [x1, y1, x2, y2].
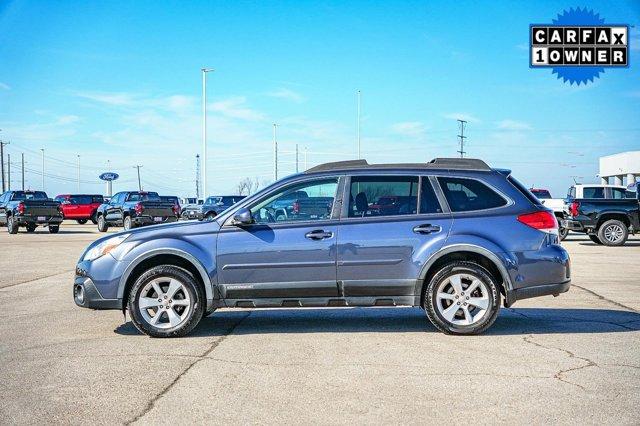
[117, 248, 215, 309]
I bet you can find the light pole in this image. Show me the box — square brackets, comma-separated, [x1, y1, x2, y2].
[77, 155, 80, 192]
[273, 123, 278, 181]
[40, 148, 45, 191]
[357, 90, 361, 159]
[201, 68, 214, 198]
[133, 165, 143, 191]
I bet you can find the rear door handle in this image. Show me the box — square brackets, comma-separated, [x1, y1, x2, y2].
[413, 224, 442, 234]
[305, 230, 334, 240]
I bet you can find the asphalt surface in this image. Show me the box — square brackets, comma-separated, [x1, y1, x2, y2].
[0, 223, 639, 424]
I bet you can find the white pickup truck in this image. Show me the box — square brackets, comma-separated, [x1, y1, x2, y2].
[530, 189, 569, 240]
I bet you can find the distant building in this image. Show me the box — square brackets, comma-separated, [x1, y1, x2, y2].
[599, 151, 640, 188]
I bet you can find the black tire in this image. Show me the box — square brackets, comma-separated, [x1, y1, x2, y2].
[123, 215, 135, 231]
[589, 234, 603, 245]
[97, 215, 108, 232]
[205, 212, 216, 221]
[26, 224, 37, 233]
[597, 219, 628, 246]
[423, 261, 500, 335]
[48, 225, 60, 234]
[559, 226, 569, 241]
[90, 212, 98, 225]
[76, 219, 88, 225]
[7, 216, 18, 234]
[128, 265, 205, 338]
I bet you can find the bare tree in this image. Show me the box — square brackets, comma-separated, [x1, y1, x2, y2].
[235, 177, 260, 195]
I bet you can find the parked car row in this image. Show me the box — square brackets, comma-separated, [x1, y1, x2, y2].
[529, 183, 639, 246]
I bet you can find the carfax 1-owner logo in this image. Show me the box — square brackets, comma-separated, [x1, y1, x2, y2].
[530, 7, 629, 85]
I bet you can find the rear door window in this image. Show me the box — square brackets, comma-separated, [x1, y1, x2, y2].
[70, 195, 93, 204]
[349, 176, 418, 217]
[420, 178, 443, 214]
[610, 188, 627, 199]
[583, 187, 604, 198]
[438, 177, 508, 212]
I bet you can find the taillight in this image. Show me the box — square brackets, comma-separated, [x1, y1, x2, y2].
[517, 210, 558, 233]
[569, 201, 580, 218]
[17, 202, 25, 214]
[172, 204, 180, 216]
[292, 201, 300, 213]
[134, 203, 144, 215]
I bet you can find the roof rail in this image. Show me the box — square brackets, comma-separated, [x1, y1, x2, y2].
[304, 157, 493, 173]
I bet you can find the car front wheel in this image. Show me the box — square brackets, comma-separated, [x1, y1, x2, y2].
[424, 261, 500, 335]
[128, 265, 205, 338]
[97, 215, 108, 232]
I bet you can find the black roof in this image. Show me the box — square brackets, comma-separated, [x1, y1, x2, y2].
[304, 158, 492, 173]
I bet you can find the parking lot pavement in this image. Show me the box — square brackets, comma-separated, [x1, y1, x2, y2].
[0, 224, 638, 424]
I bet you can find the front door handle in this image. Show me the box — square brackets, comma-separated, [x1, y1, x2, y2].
[413, 224, 442, 234]
[305, 230, 333, 240]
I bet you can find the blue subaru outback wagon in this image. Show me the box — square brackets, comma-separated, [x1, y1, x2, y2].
[74, 158, 570, 337]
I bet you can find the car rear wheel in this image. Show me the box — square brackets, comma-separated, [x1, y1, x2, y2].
[90, 212, 98, 225]
[424, 261, 500, 335]
[588, 234, 603, 244]
[7, 216, 18, 234]
[598, 219, 628, 246]
[97, 215, 108, 232]
[559, 225, 569, 241]
[76, 219, 88, 225]
[123, 216, 135, 230]
[48, 225, 60, 234]
[26, 224, 36, 233]
[128, 265, 205, 338]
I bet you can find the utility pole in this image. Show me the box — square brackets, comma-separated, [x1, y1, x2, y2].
[457, 119, 467, 158]
[40, 148, 45, 191]
[295, 144, 299, 173]
[201, 68, 214, 198]
[21, 153, 25, 190]
[0, 139, 8, 192]
[77, 155, 81, 192]
[273, 123, 278, 181]
[357, 90, 361, 159]
[133, 165, 143, 191]
[195, 154, 201, 200]
[7, 153, 10, 190]
[304, 147, 308, 170]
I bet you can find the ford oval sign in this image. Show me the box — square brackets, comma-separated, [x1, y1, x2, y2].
[99, 172, 119, 181]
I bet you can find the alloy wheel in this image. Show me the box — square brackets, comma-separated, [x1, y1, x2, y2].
[138, 277, 192, 329]
[435, 273, 490, 326]
[603, 223, 624, 244]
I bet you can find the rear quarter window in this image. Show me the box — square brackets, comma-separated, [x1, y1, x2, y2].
[508, 176, 542, 206]
[438, 177, 508, 212]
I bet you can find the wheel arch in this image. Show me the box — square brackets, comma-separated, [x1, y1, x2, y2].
[596, 212, 630, 228]
[118, 248, 214, 311]
[417, 244, 513, 307]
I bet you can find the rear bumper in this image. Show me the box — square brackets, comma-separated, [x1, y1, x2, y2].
[132, 215, 179, 226]
[15, 215, 63, 225]
[73, 276, 121, 310]
[509, 279, 571, 304]
[563, 219, 589, 232]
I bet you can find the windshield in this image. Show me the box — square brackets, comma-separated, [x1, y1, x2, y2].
[11, 191, 48, 201]
[128, 192, 160, 202]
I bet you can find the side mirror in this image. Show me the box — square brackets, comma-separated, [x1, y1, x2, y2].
[232, 207, 253, 225]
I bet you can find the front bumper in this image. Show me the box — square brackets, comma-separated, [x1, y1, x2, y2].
[182, 210, 203, 220]
[73, 275, 121, 309]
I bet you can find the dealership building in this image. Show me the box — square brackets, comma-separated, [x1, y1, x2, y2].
[599, 151, 640, 188]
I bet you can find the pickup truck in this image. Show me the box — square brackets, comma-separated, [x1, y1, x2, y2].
[95, 191, 179, 232]
[0, 190, 63, 234]
[563, 192, 639, 246]
[271, 193, 334, 222]
[200, 195, 246, 220]
[55, 194, 104, 224]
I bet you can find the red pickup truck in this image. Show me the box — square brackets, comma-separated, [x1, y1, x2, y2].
[54, 194, 105, 224]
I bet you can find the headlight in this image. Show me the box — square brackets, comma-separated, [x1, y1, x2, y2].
[83, 234, 129, 261]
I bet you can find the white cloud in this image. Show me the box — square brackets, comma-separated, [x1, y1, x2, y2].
[390, 121, 427, 138]
[267, 88, 305, 103]
[209, 96, 266, 122]
[76, 91, 136, 106]
[57, 115, 80, 125]
[442, 112, 481, 123]
[0, 82, 10, 90]
[496, 119, 531, 130]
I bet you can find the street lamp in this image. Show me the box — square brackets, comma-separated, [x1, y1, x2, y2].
[40, 148, 45, 191]
[201, 68, 214, 199]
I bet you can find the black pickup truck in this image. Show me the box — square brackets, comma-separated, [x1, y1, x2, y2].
[95, 191, 179, 232]
[563, 192, 639, 246]
[0, 190, 63, 234]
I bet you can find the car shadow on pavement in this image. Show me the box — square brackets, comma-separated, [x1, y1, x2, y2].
[579, 242, 640, 247]
[114, 307, 640, 337]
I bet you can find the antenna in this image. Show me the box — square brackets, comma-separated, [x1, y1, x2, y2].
[457, 119, 467, 158]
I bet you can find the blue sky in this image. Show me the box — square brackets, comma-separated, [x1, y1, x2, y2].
[0, 0, 638, 197]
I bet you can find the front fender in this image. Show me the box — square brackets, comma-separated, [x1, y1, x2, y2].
[116, 242, 216, 309]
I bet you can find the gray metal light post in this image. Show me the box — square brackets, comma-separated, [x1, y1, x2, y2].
[201, 68, 214, 198]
